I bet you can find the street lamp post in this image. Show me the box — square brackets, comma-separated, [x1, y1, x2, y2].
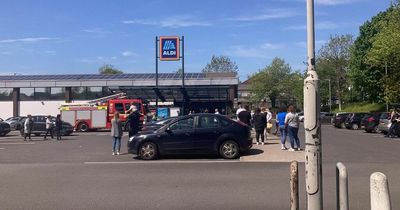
[305, 0, 323, 209]
[324, 79, 331, 113]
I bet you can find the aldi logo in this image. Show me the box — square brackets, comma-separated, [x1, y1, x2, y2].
[159, 36, 180, 61]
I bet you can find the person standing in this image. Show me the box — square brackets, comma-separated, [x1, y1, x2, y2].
[44, 115, 54, 140]
[236, 104, 246, 120]
[23, 115, 33, 141]
[387, 110, 399, 138]
[55, 114, 62, 140]
[111, 112, 123, 155]
[238, 105, 252, 126]
[265, 108, 272, 134]
[214, 108, 220, 114]
[128, 105, 141, 137]
[285, 105, 301, 151]
[277, 106, 288, 150]
[253, 108, 267, 145]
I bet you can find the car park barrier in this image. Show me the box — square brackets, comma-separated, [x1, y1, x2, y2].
[370, 172, 391, 210]
[290, 161, 299, 210]
[336, 162, 349, 210]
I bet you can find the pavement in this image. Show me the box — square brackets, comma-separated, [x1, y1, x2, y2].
[240, 131, 305, 162]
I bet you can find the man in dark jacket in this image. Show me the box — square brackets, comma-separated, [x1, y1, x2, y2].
[253, 108, 267, 145]
[238, 105, 252, 127]
[128, 105, 141, 137]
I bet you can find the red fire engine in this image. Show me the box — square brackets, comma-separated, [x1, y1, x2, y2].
[59, 93, 146, 132]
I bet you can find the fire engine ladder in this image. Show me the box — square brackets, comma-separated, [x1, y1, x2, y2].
[86, 92, 126, 105]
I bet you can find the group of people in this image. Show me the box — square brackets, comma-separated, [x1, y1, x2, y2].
[386, 110, 400, 138]
[110, 103, 141, 156]
[276, 105, 301, 151]
[236, 104, 301, 151]
[23, 114, 63, 141]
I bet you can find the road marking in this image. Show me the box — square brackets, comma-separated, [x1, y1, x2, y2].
[84, 160, 240, 164]
[0, 148, 5, 149]
[0, 142, 35, 145]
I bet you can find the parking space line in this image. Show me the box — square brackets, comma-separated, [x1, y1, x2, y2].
[0, 148, 5, 149]
[0, 142, 35, 145]
[84, 160, 240, 164]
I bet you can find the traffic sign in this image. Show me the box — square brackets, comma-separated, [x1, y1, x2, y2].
[159, 36, 180, 61]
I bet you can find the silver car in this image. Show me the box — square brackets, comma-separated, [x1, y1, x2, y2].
[378, 112, 390, 134]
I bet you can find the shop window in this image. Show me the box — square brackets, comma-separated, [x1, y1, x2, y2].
[72, 87, 86, 100]
[20, 88, 34, 101]
[51, 87, 65, 100]
[34, 88, 51, 100]
[0, 88, 12, 101]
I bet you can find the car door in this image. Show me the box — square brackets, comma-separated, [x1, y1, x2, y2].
[159, 117, 195, 154]
[35, 116, 46, 133]
[194, 115, 221, 152]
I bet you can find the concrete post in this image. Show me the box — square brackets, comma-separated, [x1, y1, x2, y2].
[370, 172, 391, 210]
[336, 162, 348, 210]
[290, 161, 299, 210]
[12, 88, 20, 117]
[305, 0, 322, 209]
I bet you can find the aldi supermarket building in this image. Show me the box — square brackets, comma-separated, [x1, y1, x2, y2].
[0, 72, 238, 119]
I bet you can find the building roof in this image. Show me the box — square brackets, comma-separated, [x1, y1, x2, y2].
[0, 73, 238, 88]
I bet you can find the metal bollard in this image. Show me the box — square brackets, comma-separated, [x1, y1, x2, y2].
[290, 161, 299, 210]
[370, 172, 391, 210]
[336, 162, 349, 210]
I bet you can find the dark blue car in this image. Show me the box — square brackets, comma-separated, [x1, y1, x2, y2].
[128, 113, 252, 160]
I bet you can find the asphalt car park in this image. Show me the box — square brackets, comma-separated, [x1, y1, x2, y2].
[1, 124, 400, 210]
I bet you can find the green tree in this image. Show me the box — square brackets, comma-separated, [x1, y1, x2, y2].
[98, 64, 123, 74]
[250, 57, 301, 108]
[349, 7, 393, 103]
[317, 35, 353, 111]
[366, 2, 400, 104]
[202, 55, 238, 76]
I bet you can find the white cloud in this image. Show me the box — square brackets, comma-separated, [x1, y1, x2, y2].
[285, 21, 338, 30]
[121, 51, 137, 57]
[0, 37, 58, 43]
[227, 42, 285, 59]
[315, 0, 354, 5]
[123, 15, 211, 28]
[230, 8, 299, 21]
[77, 56, 117, 63]
[260, 43, 285, 50]
[294, 40, 326, 48]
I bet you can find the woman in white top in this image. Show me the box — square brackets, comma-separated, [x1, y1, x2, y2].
[284, 105, 301, 151]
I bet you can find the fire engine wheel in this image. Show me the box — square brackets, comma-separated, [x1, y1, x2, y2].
[78, 122, 89, 132]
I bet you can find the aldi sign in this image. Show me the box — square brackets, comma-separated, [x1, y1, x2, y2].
[159, 36, 180, 61]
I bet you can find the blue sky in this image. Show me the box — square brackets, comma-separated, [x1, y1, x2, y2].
[0, 0, 392, 81]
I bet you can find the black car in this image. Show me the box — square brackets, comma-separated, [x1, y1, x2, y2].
[128, 114, 252, 160]
[0, 121, 11, 136]
[19, 115, 74, 136]
[140, 117, 178, 132]
[4, 116, 25, 130]
[334, 113, 349, 128]
[364, 113, 384, 133]
[345, 112, 369, 130]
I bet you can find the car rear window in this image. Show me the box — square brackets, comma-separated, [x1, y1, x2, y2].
[380, 113, 389, 119]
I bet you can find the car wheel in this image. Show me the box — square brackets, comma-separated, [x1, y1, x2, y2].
[373, 126, 379, 133]
[340, 122, 345, 129]
[352, 124, 359, 130]
[78, 122, 89, 132]
[0, 132, 5, 137]
[219, 140, 239, 159]
[139, 142, 158, 160]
